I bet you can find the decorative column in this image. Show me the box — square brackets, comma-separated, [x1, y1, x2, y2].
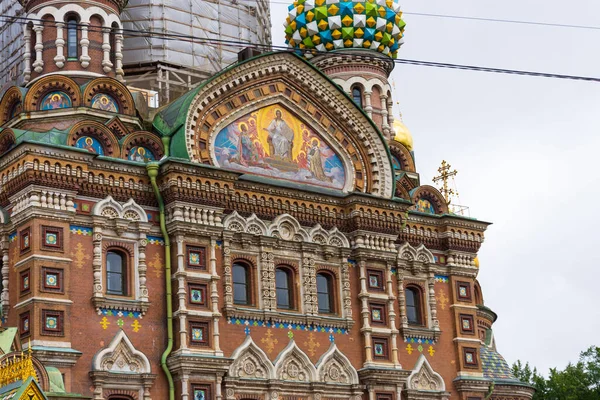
[210, 237, 222, 355]
[23, 24, 32, 82]
[54, 22, 65, 68]
[32, 24, 44, 73]
[138, 235, 149, 302]
[180, 374, 190, 400]
[387, 263, 400, 367]
[396, 265, 407, 326]
[92, 227, 104, 298]
[364, 90, 373, 118]
[79, 22, 91, 68]
[260, 249, 276, 311]
[302, 253, 316, 315]
[222, 234, 233, 308]
[387, 99, 395, 132]
[341, 258, 352, 319]
[114, 30, 124, 81]
[176, 236, 188, 350]
[215, 376, 223, 400]
[380, 94, 390, 140]
[101, 27, 113, 73]
[359, 260, 372, 363]
[1, 235, 9, 315]
[428, 272, 440, 330]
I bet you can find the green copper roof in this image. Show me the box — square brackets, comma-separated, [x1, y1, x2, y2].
[480, 346, 519, 382]
[45, 366, 66, 393]
[0, 376, 48, 400]
[0, 328, 17, 354]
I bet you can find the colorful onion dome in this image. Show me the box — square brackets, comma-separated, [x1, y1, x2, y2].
[284, 0, 406, 58]
[393, 118, 413, 151]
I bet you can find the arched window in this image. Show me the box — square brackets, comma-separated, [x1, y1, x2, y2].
[110, 23, 118, 66]
[67, 17, 78, 59]
[233, 262, 251, 305]
[106, 250, 127, 296]
[405, 286, 423, 325]
[275, 267, 294, 310]
[352, 86, 363, 108]
[316, 272, 334, 314]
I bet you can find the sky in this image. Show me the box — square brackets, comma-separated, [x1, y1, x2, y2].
[269, 0, 600, 374]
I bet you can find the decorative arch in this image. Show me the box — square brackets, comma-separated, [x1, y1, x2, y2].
[229, 335, 275, 380]
[410, 185, 449, 215]
[0, 129, 16, 155]
[273, 340, 317, 382]
[315, 343, 359, 385]
[389, 140, 415, 172]
[31, 4, 122, 28]
[122, 131, 164, 162]
[92, 196, 148, 222]
[181, 52, 395, 197]
[92, 330, 151, 373]
[0, 86, 24, 125]
[24, 74, 81, 111]
[67, 121, 120, 157]
[83, 77, 136, 116]
[406, 354, 445, 392]
[268, 214, 309, 242]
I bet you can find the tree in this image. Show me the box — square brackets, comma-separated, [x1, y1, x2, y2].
[512, 346, 600, 400]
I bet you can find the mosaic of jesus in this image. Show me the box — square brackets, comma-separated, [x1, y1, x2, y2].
[213, 105, 346, 190]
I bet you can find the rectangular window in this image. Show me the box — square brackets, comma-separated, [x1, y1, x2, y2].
[20, 227, 31, 253]
[459, 314, 475, 335]
[456, 281, 472, 302]
[42, 267, 64, 293]
[20, 312, 30, 337]
[41, 310, 64, 336]
[372, 337, 389, 360]
[20, 269, 30, 295]
[189, 321, 209, 347]
[186, 246, 206, 270]
[188, 283, 208, 307]
[191, 384, 211, 400]
[369, 303, 387, 325]
[367, 269, 384, 291]
[67, 19, 78, 59]
[42, 226, 63, 251]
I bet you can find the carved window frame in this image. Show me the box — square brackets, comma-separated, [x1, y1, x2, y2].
[41, 309, 64, 337]
[372, 336, 390, 360]
[41, 267, 64, 293]
[189, 321, 210, 347]
[232, 260, 255, 307]
[316, 270, 336, 315]
[367, 268, 385, 292]
[19, 311, 30, 337]
[103, 243, 135, 299]
[20, 269, 31, 295]
[20, 227, 31, 254]
[186, 245, 207, 270]
[41, 226, 63, 252]
[188, 282, 208, 308]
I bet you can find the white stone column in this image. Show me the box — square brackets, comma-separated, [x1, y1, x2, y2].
[387, 98, 395, 130]
[138, 236, 149, 301]
[23, 24, 32, 82]
[32, 24, 44, 73]
[176, 236, 188, 350]
[387, 264, 400, 368]
[364, 90, 373, 118]
[79, 22, 91, 68]
[1, 236, 9, 316]
[359, 260, 373, 363]
[210, 237, 222, 355]
[54, 22, 65, 68]
[380, 94, 390, 140]
[92, 229, 104, 298]
[115, 31, 124, 81]
[101, 27, 113, 73]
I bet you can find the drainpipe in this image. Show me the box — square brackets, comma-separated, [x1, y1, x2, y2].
[147, 162, 174, 400]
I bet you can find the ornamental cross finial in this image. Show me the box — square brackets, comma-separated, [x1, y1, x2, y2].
[432, 160, 458, 205]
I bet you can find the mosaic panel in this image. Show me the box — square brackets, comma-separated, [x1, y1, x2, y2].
[91, 93, 118, 112]
[40, 91, 71, 110]
[128, 146, 156, 163]
[75, 136, 104, 155]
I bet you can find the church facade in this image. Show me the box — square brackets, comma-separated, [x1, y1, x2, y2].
[0, 0, 534, 399]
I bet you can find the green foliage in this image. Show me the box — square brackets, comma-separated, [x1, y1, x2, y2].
[512, 346, 600, 400]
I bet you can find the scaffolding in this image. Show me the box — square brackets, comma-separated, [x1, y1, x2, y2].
[121, 0, 272, 107]
[0, 0, 272, 105]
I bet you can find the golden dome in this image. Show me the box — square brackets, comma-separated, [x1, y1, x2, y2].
[473, 257, 480, 268]
[393, 119, 413, 151]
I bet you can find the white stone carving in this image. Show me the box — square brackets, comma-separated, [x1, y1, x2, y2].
[398, 242, 434, 264]
[315, 343, 359, 385]
[229, 336, 275, 379]
[92, 196, 148, 222]
[92, 330, 151, 374]
[406, 354, 445, 392]
[273, 340, 317, 382]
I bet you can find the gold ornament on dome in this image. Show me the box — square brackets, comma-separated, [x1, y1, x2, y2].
[0, 343, 37, 388]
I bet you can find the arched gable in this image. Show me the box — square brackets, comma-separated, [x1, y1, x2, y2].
[24, 75, 81, 111]
[268, 214, 309, 242]
[92, 195, 148, 222]
[122, 131, 164, 162]
[0, 86, 24, 125]
[315, 343, 359, 385]
[83, 77, 136, 116]
[92, 330, 151, 373]
[182, 52, 394, 198]
[389, 140, 415, 172]
[406, 354, 446, 392]
[410, 185, 449, 215]
[68, 121, 120, 157]
[229, 335, 275, 380]
[273, 340, 317, 382]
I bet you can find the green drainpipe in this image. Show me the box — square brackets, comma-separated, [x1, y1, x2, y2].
[485, 381, 495, 399]
[162, 136, 171, 158]
[147, 162, 175, 400]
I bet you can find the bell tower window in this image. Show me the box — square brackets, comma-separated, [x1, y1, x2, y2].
[67, 18, 78, 59]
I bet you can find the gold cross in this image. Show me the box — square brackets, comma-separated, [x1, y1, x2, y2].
[131, 320, 141, 332]
[428, 346, 435, 357]
[303, 332, 321, 356]
[71, 242, 91, 269]
[432, 160, 458, 204]
[261, 330, 278, 354]
[149, 253, 164, 278]
[100, 317, 110, 329]
[406, 344, 413, 354]
[436, 289, 449, 311]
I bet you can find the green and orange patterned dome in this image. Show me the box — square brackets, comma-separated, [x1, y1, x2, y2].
[284, 0, 406, 58]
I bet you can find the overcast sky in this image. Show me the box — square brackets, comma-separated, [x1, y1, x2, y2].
[269, 0, 600, 373]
